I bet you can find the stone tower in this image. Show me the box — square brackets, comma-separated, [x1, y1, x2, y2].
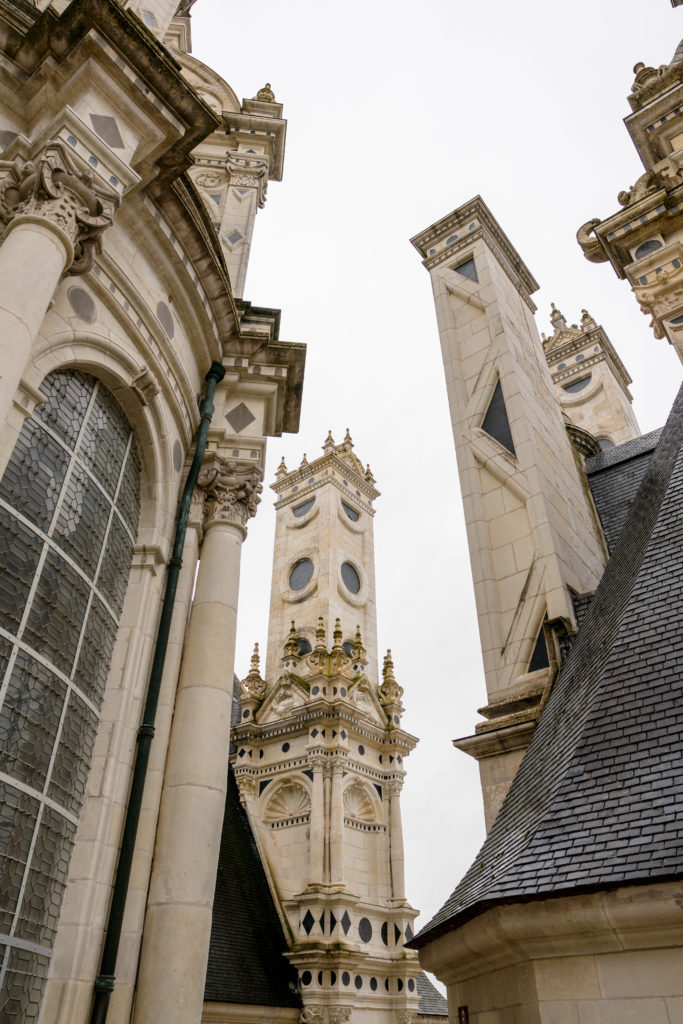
[542, 304, 640, 450]
[577, 36, 683, 363]
[410, 198, 608, 829]
[231, 431, 421, 1024]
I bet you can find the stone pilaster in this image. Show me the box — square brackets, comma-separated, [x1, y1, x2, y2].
[133, 456, 262, 1024]
[388, 778, 406, 901]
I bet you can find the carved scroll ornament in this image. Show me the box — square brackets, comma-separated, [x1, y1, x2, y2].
[0, 140, 119, 275]
[196, 453, 263, 529]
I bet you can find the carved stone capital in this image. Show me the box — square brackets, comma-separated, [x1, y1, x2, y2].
[196, 453, 263, 531]
[387, 777, 404, 798]
[299, 1009, 324, 1024]
[226, 154, 269, 207]
[0, 140, 119, 275]
[328, 1009, 352, 1024]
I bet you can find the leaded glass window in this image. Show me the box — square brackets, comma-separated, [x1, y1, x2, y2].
[0, 369, 140, 1020]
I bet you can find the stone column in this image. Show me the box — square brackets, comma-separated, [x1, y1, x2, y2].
[329, 759, 345, 884]
[308, 756, 325, 885]
[133, 455, 262, 1024]
[388, 778, 406, 900]
[0, 140, 117, 429]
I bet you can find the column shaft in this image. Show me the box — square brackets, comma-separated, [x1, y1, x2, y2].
[389, 782, 405, 900]
[308, 761, 325, 884]
[0, 218, 70, 429]
[329, 762, 345, 884]
[133, 519, 244, 1024]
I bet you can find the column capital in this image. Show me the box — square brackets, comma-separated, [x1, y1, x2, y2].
[387, 777, 404, 797]
[196, 452, 263, 533]
[226, 153, 269, 208]
[0, 139, 119, 275]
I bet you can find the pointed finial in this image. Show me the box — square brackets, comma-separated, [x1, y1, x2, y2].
[275, 456, 288, 478]
[379, 648, 404, 714]
[383, 649, 395, 681]
[580, 308, 596, 329]
[365, 463, 375, 485]
[256, 82, 276, 102]
[323, 429, 335, 454]
[284, 620, 299, 658]
[343, 428, 353, 447]
[550, 303, 566, 330]
[315, 616, 327, 652]
[352, 625, 367, 661]
[241, 641, 265, 700]
[299, 452, 309, 469]
[332, 617, 344, 653]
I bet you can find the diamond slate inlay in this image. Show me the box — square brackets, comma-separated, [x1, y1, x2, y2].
[341, 911, 351, 935]
[226, 402, 256, 434]
[89, 113, 125, 150]
[302, 910, 315, 935]
[329, 910, 337, 933]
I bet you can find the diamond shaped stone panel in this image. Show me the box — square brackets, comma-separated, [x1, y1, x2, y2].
[226, 402, 256, 434]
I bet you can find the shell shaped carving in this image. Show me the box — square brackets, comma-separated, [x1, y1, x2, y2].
[343, 780, 376, 823]
[264, 780, 311, 822]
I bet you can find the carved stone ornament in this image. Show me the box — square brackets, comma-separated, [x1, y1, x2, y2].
[328, 1010, 352, 1024]
[0, 140, 119, 275]
[395, 1012, 416, 1024]
[299, 1008, 324, 1024]
[227, 154, 269, 207]
[196, 453, 263, 529]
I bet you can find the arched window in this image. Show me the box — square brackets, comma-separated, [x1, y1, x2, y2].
[633, 238, 663, 261]
[0, 369, 140, 1018]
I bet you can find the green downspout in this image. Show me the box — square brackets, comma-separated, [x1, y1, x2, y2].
[89, 360, 226, 1024]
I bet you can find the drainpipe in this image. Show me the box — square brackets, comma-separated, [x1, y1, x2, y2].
[89, 360, 225, 1024]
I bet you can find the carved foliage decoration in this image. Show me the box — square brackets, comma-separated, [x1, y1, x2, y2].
[0, 141, 119, 275]
[264, 779, 311, 822]
[196, 453, 263, 529]
[343, 780, 376, 823]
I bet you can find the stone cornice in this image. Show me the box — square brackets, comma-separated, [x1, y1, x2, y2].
[272, 450, 380, 505]
[410, 195, 539, 310]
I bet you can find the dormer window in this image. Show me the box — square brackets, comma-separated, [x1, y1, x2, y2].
[563, 374, 592, 394]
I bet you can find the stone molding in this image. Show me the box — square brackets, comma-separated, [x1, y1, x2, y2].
[0, 139, 119, 274]
[227, 153, 269, 208]
[196, 452, 263, 531]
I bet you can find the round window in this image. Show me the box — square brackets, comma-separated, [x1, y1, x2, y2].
[341, 562, 361, 594]
[289, 558, 314, 591]
[341, 500, 360, 522]
[297, 638, 312, 656]
[293, 498, 315, 518]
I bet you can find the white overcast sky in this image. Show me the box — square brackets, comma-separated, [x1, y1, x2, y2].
[191, 1, 683, 932]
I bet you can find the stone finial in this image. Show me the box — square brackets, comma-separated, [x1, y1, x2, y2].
[322, 430, 335, 454]
[315, 616, 326, 652]
[275, 456, 288, 478]
[343, 427, 353, 447]
[580, 308, 596, 330]
[240, 642, 266, 700]
[256, 82, 276, 102]
[364, 463, 375, 484]
[379, 649, 404, 715]
[332, 617, 344, 654]
[196, 454, 263, 530]
[284, 620, 299, 659]
[549, 303, 567, 331]
[0, 139, 119, 276]
[299, 453, 309, 469]
[352, 625, 367, 661]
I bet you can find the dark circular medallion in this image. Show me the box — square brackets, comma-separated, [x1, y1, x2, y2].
[358, 917, 372, 943]
[301, 971, 312, 987]
[289, 558, 314, 591]
[341, 561, 361, 594]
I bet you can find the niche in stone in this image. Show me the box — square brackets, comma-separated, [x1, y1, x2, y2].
[452, 256, 478, 283]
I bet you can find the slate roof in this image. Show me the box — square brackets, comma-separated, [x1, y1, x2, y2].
[411, 383, 683, 948]
[417, 972, 448, 1016]
[205, 765, 301, 1008]
[586, 428, 662, 551]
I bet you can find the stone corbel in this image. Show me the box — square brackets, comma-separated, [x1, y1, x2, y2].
[195, 451, 263, 532]
[226, 154, 269, 208]
[0, 139, 119, 275]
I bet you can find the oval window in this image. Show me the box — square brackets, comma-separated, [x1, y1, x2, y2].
[598, 438, 615, 451]
[563, 374, 592, 394]
[293, 498, 315, 518]
[634, 238, 663, 260]
[289, 558, 314, 591]
[341, 562, 361, 594]
[297, 638, 312, 656]
[341, 501, 360, 522]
